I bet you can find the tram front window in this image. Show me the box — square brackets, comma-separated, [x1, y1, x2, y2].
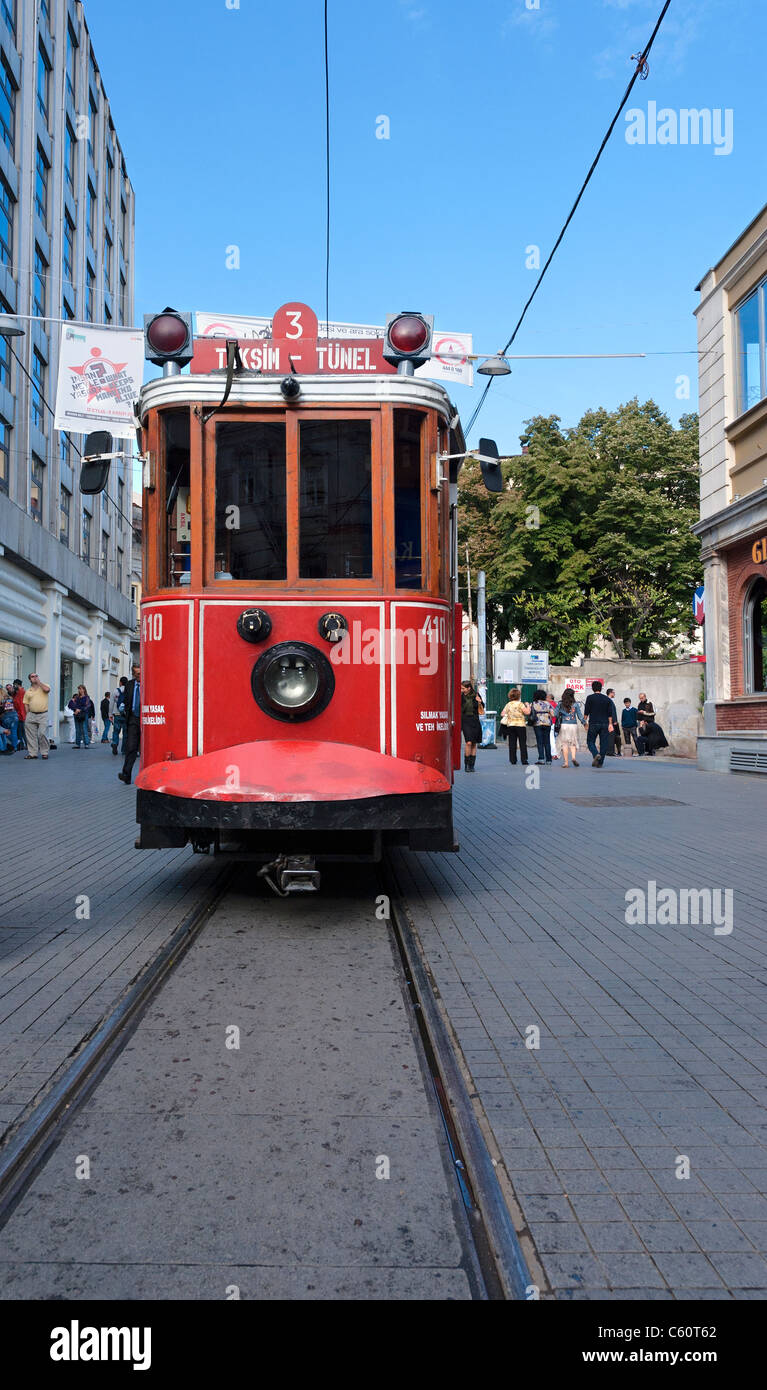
[299, 420, 372, 579]
[214, 422, 287, 581]
[163, 410, 191, 587]
[393, 409, 423, 588]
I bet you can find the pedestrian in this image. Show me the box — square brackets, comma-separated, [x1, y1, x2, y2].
[553, 687, 585, 768]
[110, 677, 128, 756]
[636, 692, 656, 756]
[1, 683, 20, 751]
[500, 687, 531, 766]
[68, 685, 92, 748]
[621, 697, 641, 755]
[547, 692, 560, 760]
[460, 679, 484, 773]
[531, 690, 553, 765]
[119, 662, 142, 784]
[100, 690, 112, 742]
[583, 679, 617, 768]
[12, 680, 27, 749]
[605, 688, 621, 755]
[22, 673, 50, 760]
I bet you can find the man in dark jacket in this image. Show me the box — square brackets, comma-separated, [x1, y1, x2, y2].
[583, 680, 617, 767]
[118, 663, 141, 784]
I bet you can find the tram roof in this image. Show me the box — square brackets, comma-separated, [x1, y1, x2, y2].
[138, 372, 465, 449]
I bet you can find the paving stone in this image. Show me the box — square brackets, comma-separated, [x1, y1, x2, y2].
[651, 1252, 724, 1287]
[706, 1253, 767, 1288]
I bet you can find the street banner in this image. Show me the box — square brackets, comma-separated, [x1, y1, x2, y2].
[693, 584, 705, 625]
[416, 331, 473, 387]
[55, 325, 143, 438]
[194, 305, 472, 383]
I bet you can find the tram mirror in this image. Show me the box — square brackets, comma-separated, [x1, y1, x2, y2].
[79, 430, 113, 494]
[478, 437, 503, 493]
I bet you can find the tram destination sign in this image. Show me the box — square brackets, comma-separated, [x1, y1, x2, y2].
[191, 302, 472, 383]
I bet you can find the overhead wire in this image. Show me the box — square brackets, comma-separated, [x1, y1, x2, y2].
[464, 0, 673, 440]
[323, 0, 331, 338]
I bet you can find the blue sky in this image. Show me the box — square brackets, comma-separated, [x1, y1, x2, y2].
[86, 0, 766, 448]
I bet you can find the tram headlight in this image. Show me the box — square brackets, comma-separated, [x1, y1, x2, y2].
[383, 311, 434, 373]
[251, 642, 335, 722]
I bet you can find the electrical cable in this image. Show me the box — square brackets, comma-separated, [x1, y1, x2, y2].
[464, 0, 673, 440]
[323, 0, 331, 339]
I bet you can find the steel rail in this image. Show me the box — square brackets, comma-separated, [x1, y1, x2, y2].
[0, 865, 235, 1229]
[384, 858, 535, 1301]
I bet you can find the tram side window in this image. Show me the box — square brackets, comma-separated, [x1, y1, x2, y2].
[299, 420, 372, 579]
[214, 423, 287, 581]
[393, 409, 423, 588]
[163, 410, 191, 587]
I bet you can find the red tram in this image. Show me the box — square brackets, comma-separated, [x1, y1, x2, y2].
[100, 303, 499, 892]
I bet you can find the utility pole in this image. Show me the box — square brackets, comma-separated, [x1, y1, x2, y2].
[477, 569, 486, 695]
[465, 546, 474, 684]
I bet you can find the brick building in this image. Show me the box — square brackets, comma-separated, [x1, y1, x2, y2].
[693, 205, 767, 771]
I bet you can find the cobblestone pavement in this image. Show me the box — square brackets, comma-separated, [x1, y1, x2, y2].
[391, 748, 767, 1299]
[0, 742, 219, 1142]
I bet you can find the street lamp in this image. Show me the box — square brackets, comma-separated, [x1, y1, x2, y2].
[0, 315, 25, 337]
[477, 353, 511, 376]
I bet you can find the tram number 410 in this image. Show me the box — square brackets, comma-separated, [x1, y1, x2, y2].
[142, 612, 163, 642]
[421, 614, 446, 643]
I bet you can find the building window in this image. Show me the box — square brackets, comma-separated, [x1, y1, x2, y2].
[0, 176, 12, 267]
[59, 432, 71, 468]
[0, 417, 9, 495]
[59, 486, 71, 544]
[40, 0, 50, 22]
[63, 213, 75, 283]
[35, 144, 49, 225]
[88, 93, 97, 150]
[104, 231, 112, 292]
[117, 476, 124, 528]
[30, 455, 45, 523]
[31, 350, 47, 431]
[744, 577, 767, 694]
[0, 58, 16, 155]
[86, 265, 94, 320]
[105, 148, 114, 209]
[100, 529, 108, 577]
[82, 509, 91, 564]
[33, 246, 47, 319]
[1, 3, 16, 40]
[117, 545, 124, 588]
[89, 50, 98, 95]
[87, 180, 96, 242]
[736, 285, 767, 416]
[0, 301, 10, 388]
[118, 272, 126, 325]
[64, 122, 76, 194]
[37, 42, 50, 124]
[66, 25, 78, 106]
[62, 296, 74, 320]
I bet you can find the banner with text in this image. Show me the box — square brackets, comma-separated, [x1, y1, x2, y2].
[55, 325, 144, 438]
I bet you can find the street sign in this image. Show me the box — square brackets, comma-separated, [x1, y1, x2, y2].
[520, 650, 549, 682]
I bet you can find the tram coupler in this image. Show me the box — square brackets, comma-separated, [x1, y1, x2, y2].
[257, 854, 320, 897]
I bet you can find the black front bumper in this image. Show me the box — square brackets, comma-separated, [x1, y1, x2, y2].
[136, 788, 456, 855]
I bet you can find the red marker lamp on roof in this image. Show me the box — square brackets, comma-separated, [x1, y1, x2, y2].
[383, 311, 434, 375]
[143, 308, 194, 373]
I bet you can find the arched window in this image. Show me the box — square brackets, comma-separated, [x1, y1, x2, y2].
[744, 576, 767, 693]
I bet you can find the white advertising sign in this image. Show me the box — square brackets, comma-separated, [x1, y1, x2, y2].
[195, 312, 472, 382]
[416, 331, 473, 387]
[564, 678, 586, 695]
[494, 651, 520, 684]
[55, 325, 144, 438]
[520, 650, 549, 682]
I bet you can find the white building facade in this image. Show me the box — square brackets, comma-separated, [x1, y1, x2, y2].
[0, 0, 136, 733]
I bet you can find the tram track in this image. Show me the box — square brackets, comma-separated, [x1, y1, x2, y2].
[0, 860, 531, 1301]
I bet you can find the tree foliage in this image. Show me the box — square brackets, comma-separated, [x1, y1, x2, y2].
[458, 398, 700, 663]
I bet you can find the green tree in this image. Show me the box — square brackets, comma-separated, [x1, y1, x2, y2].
[458, 399, 700, 662]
